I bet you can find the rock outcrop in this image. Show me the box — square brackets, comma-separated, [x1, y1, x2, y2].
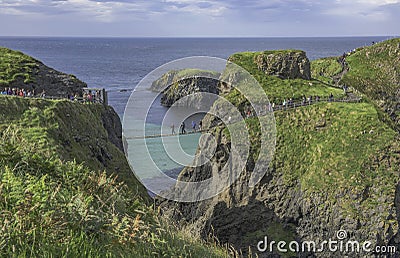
[151, 69, 220, 108]
[0, 47, 86, 97]
[253, 50, 311, 80]
[15, 62, 86, 97]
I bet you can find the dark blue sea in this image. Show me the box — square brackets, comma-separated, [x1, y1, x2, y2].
[0, 37, 391, 117]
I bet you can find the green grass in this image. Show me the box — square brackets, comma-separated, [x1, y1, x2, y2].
[272, 102, 398, 192]
[223, 51, 344, 109]
[342, 38, 400, 96]
[219, 101, 400, 247]
[341, 38, 400, 129]
[242, 102, 399, 229]
[230, 101, 399, 195]
[0, 47, 39, 86]
[0, 96, 232, 257]
[311, 57, 343, 84]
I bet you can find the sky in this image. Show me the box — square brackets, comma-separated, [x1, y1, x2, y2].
[0, 0, 399, 37]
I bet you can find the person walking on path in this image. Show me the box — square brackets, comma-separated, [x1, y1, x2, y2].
[329, 93, 334, 102]
[180, 122, 186, 134]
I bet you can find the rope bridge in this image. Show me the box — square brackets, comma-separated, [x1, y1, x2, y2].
[125, 94, 362, 140]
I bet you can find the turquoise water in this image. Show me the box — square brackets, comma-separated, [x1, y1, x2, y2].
[123, 89, 204, 180]
[127, 125, 201, 180]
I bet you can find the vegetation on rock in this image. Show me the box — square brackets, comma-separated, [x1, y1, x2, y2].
[0, 47, 86, 96]
[341, 38, 400, 131]
[162, 42, 400, 256]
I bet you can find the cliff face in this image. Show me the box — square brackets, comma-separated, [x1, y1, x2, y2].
[159, 44, 400, 257]
[0, 47, 86, 96]
[253, 50, 311, 80]
[0, 95, 236, 257]
[0, 96, 148, 197]
[151, 69, 220, 108]
[162, 103, 400, 257]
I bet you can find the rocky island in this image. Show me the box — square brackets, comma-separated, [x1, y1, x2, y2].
[151, 69, 220, 108]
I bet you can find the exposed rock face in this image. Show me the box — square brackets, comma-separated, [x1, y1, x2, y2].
[5, 60, 86, 97]
[254, 50, 311, 80]
[100, 105, 124, 152]
[151, 70, 220, 108]
[161, 77, 219, 108]
[159, 115, 400, 257]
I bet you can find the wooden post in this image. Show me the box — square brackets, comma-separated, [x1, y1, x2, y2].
[102, 89, 108, 106]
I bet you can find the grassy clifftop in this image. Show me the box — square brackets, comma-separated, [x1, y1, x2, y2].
[0, 47, 38, 85]
[0, 97, 231, 257]
[0, 47, 86, 96]
[226, 46, 399, 211]
[342, 38, 400, 98]
[227, 51, 344, 105]
[342, 38, 399, 130]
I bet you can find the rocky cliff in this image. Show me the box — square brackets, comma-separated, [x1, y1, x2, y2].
[0, 47, 86, 96]
[159, 43, 400, 257]
[0, 95, 237, 257]
[252, 50, 311, 80]
[162, 102, 400, 257]
[151, 69, 220, 108]
[0, 96, 146, 196]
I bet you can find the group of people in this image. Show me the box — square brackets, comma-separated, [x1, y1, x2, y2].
[66, 91, 100, 103]
[269, 94, 330, 111]
[0, 87, 37, 97]
[171, 120, 203, 135]
[1, 87, 104, 104]
[80, 90, 104, 103]
[242, 93, 338, 118]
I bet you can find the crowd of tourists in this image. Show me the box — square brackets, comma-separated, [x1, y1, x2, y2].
[1, 87, 104, 104]
[0, 87, 37, 97]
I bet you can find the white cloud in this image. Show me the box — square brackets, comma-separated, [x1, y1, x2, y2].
[0, 0, 398, 36]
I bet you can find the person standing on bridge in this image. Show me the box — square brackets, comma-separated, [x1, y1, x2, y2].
[180, 122, 186, 134]
[171, 123, 176, 135]
[192, 121, 197, 132]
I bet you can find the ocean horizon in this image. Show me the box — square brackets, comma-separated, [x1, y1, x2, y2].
[0, 36, 393, 116]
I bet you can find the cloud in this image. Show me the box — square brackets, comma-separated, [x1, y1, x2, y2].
[0, 0, 398, 36]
